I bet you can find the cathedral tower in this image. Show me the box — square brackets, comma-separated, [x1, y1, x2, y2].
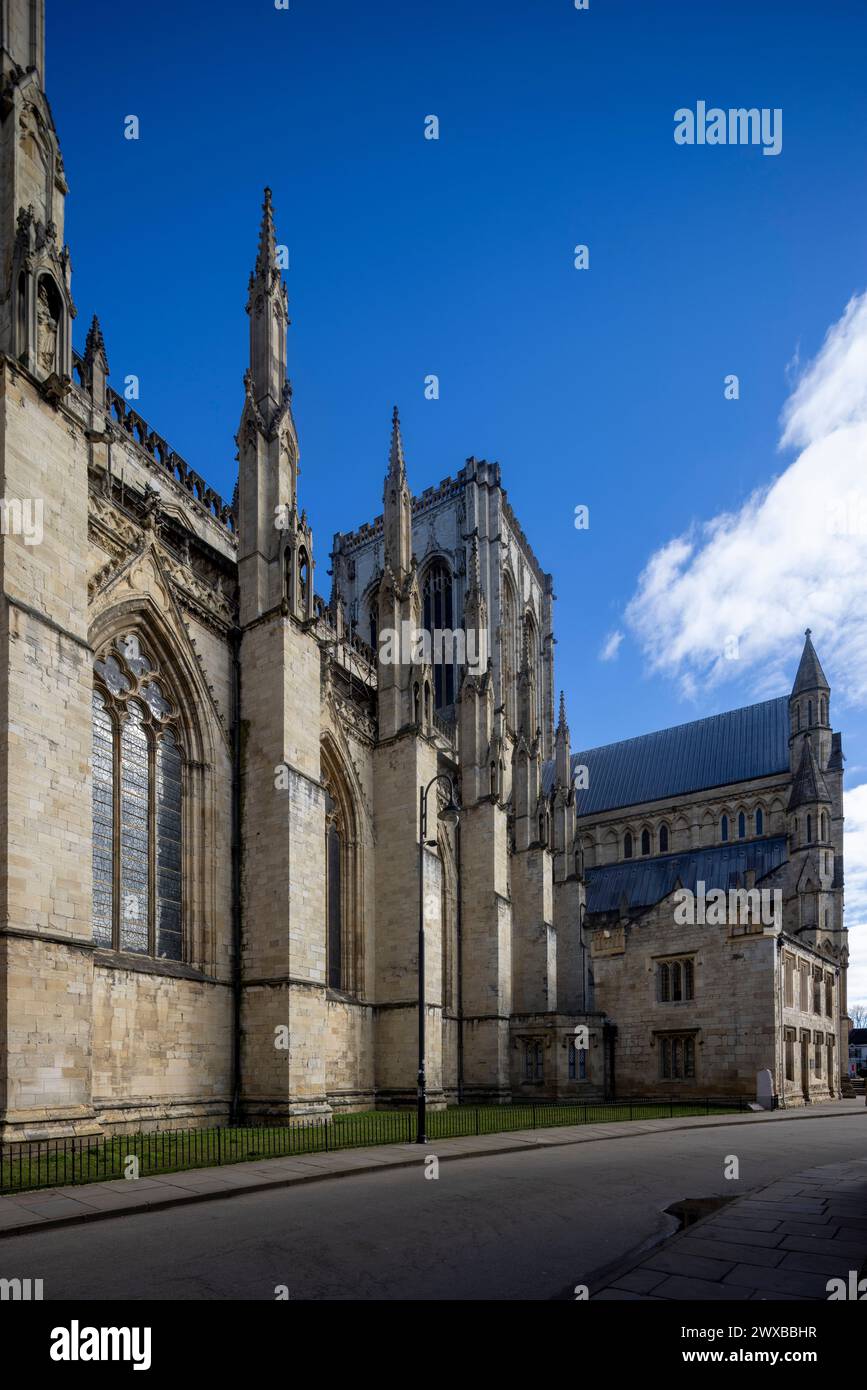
[786, 629, 848, 1054]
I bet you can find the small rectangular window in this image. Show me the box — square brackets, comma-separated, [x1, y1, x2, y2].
[658, 1033, 696, 1080]
[784, 956, 794, 1009]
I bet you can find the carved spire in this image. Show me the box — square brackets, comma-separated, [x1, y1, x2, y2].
[82, 314, 109, 405]
[237, 187, 303, 628]
[255, 187, 278, 281]
[788, 735, 832, 812]
[84, 314, 107, 369]
[792, 628, 830, 697]
[382, 404, 412, 578]
[246, 186, 289, 422]
[388, 405, 406, 483]
[555, 690, 571, 788]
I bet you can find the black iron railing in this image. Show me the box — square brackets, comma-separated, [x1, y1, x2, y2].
[0, 1096, 750, 1196]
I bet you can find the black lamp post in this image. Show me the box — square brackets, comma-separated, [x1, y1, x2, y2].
[417, 773, 460, 1143]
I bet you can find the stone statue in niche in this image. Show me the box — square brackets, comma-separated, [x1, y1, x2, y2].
[37, 281, 57, 374]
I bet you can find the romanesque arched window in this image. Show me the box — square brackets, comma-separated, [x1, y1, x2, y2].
[422, 560, 454, 710]
[92, 635, 182, 959]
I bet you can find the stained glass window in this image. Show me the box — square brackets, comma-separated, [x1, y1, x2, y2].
[92, 636, 183, 959]
[92, 692, 114, 948]
[120, 701, 149, 953]
[94, 654, 130, 697]
[156, 732, 183, 961]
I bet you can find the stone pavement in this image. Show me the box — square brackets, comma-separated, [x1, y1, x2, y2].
[0, 1099, 862, 1242]
[594, 1154, 867, 1301]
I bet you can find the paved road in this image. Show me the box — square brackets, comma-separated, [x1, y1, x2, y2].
[3, 1115, 865, 1300]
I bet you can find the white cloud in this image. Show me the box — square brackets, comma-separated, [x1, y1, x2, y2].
[599, 629, 624, 662]
[844, 782, 867, 1012]
[624, 291, 867, 704]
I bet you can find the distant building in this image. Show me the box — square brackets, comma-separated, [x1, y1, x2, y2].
[848, 1029, 867, 1076]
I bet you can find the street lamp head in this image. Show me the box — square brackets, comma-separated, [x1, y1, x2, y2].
[438, 791, 460, 828]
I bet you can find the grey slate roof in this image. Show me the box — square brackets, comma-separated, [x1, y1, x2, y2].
[584, 836, 789, 917]
[542, 696, 790, 816]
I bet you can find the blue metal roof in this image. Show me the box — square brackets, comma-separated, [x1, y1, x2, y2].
[543, 696, 790, 815]
[584, 835, 789, 916]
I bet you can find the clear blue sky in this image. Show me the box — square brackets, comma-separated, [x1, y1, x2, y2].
[48, 0, 867, 756]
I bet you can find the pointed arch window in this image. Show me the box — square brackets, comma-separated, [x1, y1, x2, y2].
[659, 824, 669, 853]
[738, 811, 746, 839]
[755, 807, 764, 836]
[501, 575, 519, 730]
[624, 831, 633, 860]
[321, 745, 363, 997]
[641, 828, 651, 856]
[721, 814, 729, 842]
[298, 548, 310, 615]
[422, 561, 455, 710]
[92, 636, 183, 959]
[325, 788, 342, 990]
